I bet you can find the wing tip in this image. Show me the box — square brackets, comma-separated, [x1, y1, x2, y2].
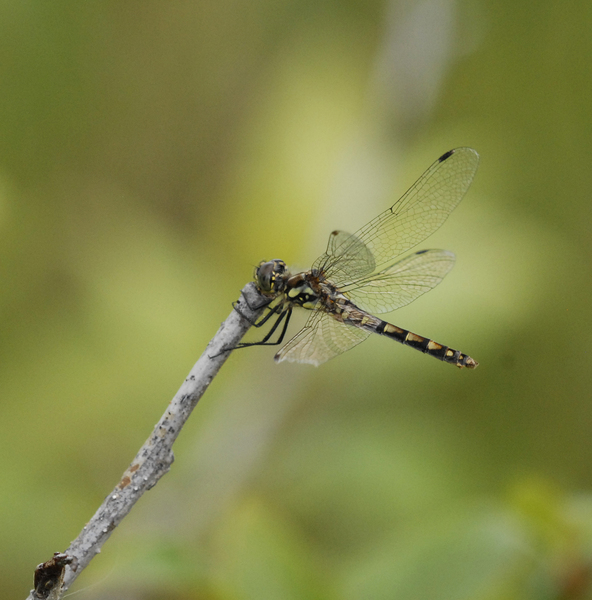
[438, 147, 480, 164]
[438, 149, 455, 162]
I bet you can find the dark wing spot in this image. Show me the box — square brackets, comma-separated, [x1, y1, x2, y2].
[416, 249, 428, 254]
[438, 149, 455, 162]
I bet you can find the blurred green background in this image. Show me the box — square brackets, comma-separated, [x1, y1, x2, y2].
[2, 1, 592, 598]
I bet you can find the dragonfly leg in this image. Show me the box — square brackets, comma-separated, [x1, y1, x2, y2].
[210, 307, 293, 359]
[232, 297, 277, 327]
[270, 307, 292, 345]
[238, 289, 274, 312]
[234, 307, 293, 348]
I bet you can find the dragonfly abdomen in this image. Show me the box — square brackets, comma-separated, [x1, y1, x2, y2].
[375, 321, 478, 369]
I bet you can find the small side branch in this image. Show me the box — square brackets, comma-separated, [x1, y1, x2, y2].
[26, 282, 266, 600]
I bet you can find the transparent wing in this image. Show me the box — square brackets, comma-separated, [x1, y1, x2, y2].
[314, 148, 479, 286]
[339, 249, 456, 314]
[312, 230, 376, 284]
[274, 310, 371, 366]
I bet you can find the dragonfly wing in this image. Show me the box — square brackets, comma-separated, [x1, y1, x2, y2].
[339, 249, 456, 314]
[275, 310, 371, 366]
[327, 230, 357, 255]
[312, 230, 376, 282]
[319, 148, 478, 285]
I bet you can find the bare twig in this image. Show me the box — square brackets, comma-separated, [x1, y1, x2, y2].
[26, 282, 266, 600]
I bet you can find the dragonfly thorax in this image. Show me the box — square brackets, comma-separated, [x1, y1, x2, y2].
[255, 259, 289, 295]
[285, 273, 320, 309]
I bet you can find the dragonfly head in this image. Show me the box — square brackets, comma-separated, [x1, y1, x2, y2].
[255, 259, 288, 295]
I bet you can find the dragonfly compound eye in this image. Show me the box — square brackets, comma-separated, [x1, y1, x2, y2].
[255, 260, 287, 294]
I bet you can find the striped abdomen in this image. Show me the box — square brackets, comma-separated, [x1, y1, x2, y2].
[375, 321, 478, 369]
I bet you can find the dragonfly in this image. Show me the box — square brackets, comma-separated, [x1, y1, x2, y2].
[236, 147, 479, 368]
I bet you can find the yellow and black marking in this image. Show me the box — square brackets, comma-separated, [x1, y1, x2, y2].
[376, 321, 478, 368]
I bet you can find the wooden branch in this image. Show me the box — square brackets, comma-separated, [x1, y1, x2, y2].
[26, 282, 266, 600]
